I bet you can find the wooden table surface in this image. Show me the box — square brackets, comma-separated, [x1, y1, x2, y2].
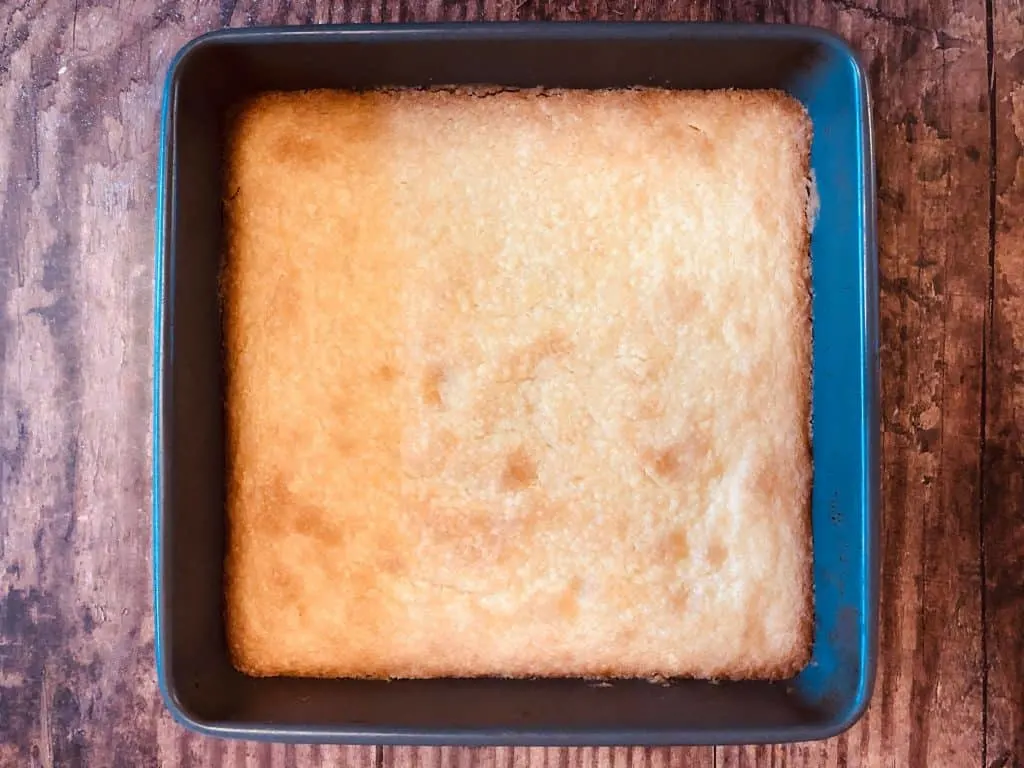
[1, 0, 1022, 765]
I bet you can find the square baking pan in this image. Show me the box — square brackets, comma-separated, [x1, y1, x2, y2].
[153, 22, 878, 745]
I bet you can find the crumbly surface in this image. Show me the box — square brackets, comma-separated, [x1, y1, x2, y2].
[224, 88, 814, 680]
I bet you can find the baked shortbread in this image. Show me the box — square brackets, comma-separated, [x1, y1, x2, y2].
[224, 88, 814, 680]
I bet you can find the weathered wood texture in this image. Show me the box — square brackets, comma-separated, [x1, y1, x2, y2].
[719, 0, 994, 765]
[987, 0, 1024, 765]
[384, 747, 714, 768]
[0, 0, 1020, 766]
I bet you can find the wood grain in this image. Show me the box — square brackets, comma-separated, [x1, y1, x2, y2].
[1, 2, 165, 766]
[384, 748, 713, 768]
[717, 0, 995, 759]
[0, 0, 1019, 767]
[986, 0, 1024, 765]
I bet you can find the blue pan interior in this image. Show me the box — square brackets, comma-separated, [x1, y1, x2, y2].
[154, 23, 878, 745]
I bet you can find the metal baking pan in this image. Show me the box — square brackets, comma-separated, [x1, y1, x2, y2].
[153, 22, 878, 745]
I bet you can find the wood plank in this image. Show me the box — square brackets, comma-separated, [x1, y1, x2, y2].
[0, 1, 166, 765]
[388, 5, 720, 768]
[385, 747, 713, 768]
[715, 0, 992, 766]
[986, 0, 1024, 764]
[0, 0, 372, 765]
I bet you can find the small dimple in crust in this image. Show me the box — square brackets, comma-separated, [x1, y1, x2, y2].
[706, 539, 728, 570]
[501, 446, 538, 492]
[421, 365, 445, 407]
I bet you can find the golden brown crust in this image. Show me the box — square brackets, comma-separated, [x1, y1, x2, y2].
[224, 88, 814, 680]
